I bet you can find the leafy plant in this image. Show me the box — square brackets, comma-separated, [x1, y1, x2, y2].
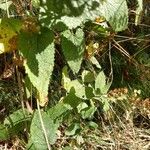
[29, 111, 58, 149]
[0, 0, 149, 149]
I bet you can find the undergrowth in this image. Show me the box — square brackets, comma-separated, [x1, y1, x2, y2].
[0, 0, 150, 150]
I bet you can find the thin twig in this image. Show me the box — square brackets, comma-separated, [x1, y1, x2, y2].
[133, 44, 150, 57]
[113, 39, 140, 66]
[113, 39, 131, 58]
[114, 34, 150, 42]
[129, 22, 150, 28]
[108, 41, 113, 84]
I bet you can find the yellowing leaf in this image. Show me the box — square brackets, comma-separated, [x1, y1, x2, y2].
[0, 29, 17, 54]
[37, 91, 48, 107]
[0, 18, 22, 54]
[86, 41, 99, 58]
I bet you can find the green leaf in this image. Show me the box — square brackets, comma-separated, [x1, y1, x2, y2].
[31, 0, 40, 8]
[47, 102, 72, 120]
[82, 70, 95, 83]
[0, 124, 9, 140]
[26, 138, 36, 150]
[19, 27, 55, 106]
[0, 18, 22, 33]
[101, 96, 110, 112]
[62, 67, 86, 98]
[95, 71, 108, 95]
[90, 56, 101, 69]
[39, 0, 128, 31]
[39, 0, 103, 30]
[3, 109, 31, 136]
[61, 28, 85, 74]
[65, 123, 80, 136]
[80, 99, 97, 119]
[85, 86, 95, 99]
[64, 80, 84, 98]
[71, 80, 86, 98]
[4, 109, 30, 126]
[81, 106, 97, 119]
[88, 121, 98, 129]
[61, 66, 72, 91]
[77, 102, 88, 113]
[99, 0, 128, 31]
[63, 146, 73, 150]
[63, 89, 82, 108]
[30, 111, 58, 149]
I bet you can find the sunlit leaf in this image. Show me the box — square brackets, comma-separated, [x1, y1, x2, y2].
[88, 121, 98, 129]
[30, 111, 58, 149]
[81, 106, 97, 119]
[62, 66, 86, 98]
[95, 71, 108, 95]
[99, 0, 128, 31]
[39, 0, 128, 31]
[77, 102, 88, 113]
[31, 0, 40, 8]
[61, 28, 85, 74]
[19, 27, 55, 106]
[39, 0, 102, 30]
[90, 56, 101, 69]
[65, 123, 80, 136]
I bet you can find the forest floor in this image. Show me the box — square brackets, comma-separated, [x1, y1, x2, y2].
[0, 78, 150, 150]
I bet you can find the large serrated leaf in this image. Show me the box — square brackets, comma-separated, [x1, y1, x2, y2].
[19, 28, 55, 106]
[30, 111, 58, 149]
[99, 0, 128, 31]
[61, 28, 85, 74]
[39, 0, 102, 30]
[39, 0, 128, 31]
